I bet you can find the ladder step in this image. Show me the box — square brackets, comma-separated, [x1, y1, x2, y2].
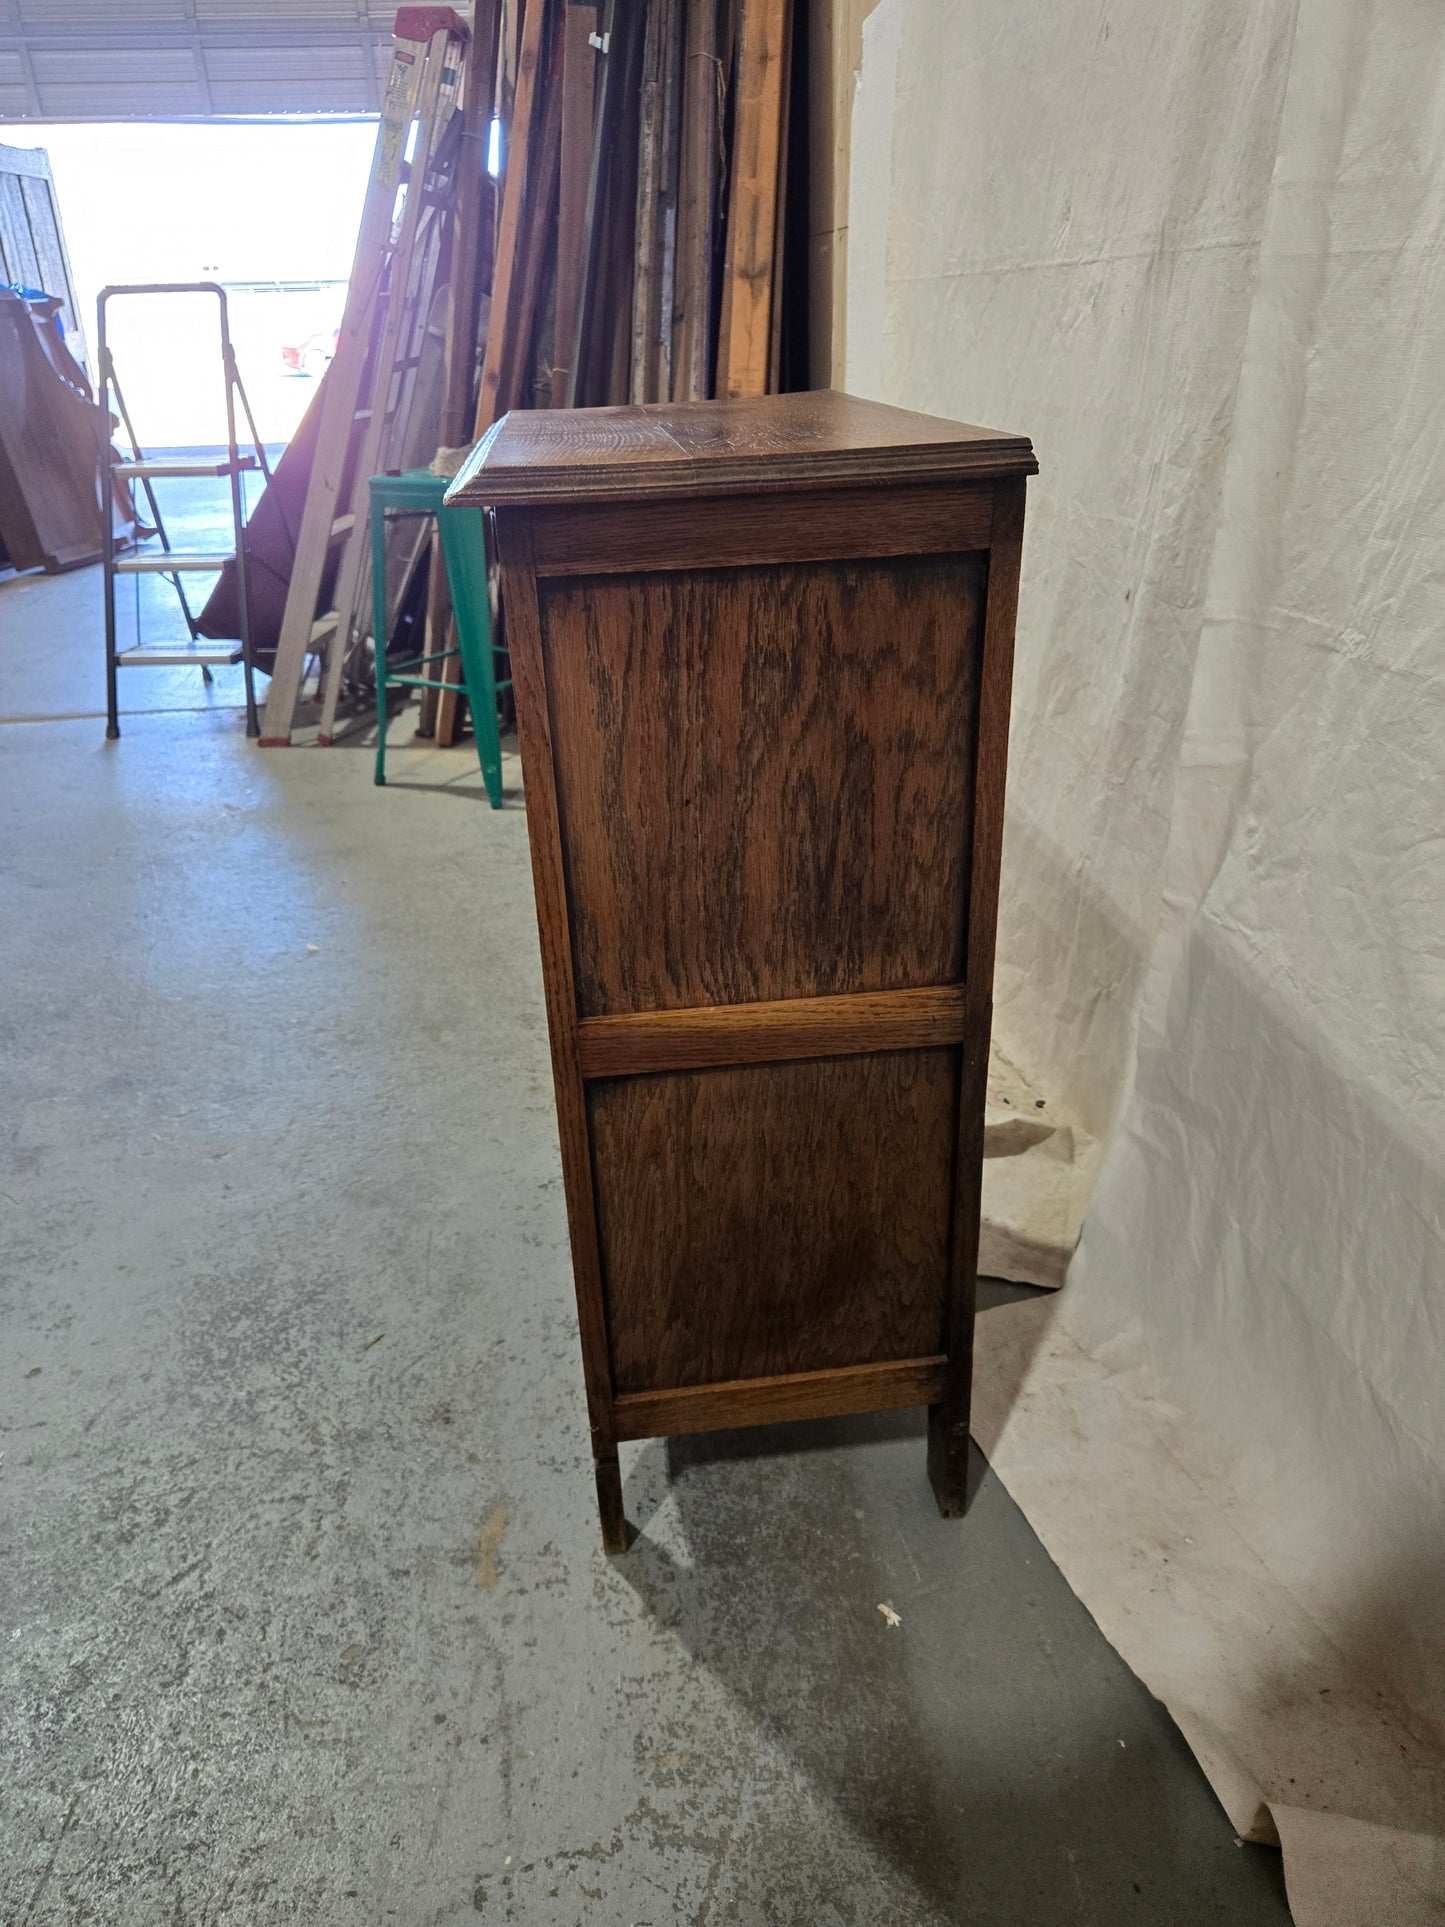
[114, 550, 234, 573]
[310, 612, 340, 644]
[115, 646, 244, 667]
[331, 515, 356, 538]
[353, 408, 373, 422]
[115, 456, 257, 479]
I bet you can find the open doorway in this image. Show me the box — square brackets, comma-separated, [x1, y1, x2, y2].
[36, 118, 377, 448]
[0, 118, 377, 722]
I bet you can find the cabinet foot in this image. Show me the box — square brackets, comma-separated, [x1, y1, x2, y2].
[927, 1403, 975, 1517]
[595, 1453, 629, 1554]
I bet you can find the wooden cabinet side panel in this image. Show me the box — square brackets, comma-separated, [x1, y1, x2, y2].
[930, 476, 1030, 1502]
[493, 512, 618, 1461]
[589, 1048, 959, 1393]
[540, 549, 987, 1017]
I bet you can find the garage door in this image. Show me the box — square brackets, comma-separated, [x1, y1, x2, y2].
[0, 3, 395, 118]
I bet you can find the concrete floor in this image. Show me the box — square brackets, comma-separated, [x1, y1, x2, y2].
[0, 545, 1295, 1924]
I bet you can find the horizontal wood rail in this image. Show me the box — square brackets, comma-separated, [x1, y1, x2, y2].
[528, 485, 993, 576]
[574, 984, 968, 1078]
[613, 1355, 949, 1440]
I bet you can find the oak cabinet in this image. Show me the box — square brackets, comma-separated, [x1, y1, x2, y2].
[449, 390, 1036, 1551]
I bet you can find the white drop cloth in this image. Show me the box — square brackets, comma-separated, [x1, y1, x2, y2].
[848, 0, 1445, 1916]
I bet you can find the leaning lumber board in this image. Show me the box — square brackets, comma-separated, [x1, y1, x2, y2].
[654, 0, 684, 404]
[564, 0, 626, 406]
[257, 28, 430, 742]
[442, 0, 502, 446]
[473, 0, 548, 437]
[630, 0, 666, 401]
[671, 0, 719, 400]
[501, 10, 564, 414]
[315, 43, 463, 743]
[716, 0, 787, 400]
[550, 0, 597, 405]
[767, 0, 793, 393]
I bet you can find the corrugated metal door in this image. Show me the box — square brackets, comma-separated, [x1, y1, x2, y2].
[0, 3, 397, 118]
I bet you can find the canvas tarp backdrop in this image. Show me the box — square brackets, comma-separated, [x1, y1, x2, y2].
[846, 0, 1445, 1920]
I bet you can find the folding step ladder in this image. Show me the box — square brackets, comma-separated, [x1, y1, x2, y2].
[258, 6, 470, 747]
[98, 281, 271, 740]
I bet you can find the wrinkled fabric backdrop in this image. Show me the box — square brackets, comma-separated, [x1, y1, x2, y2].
[846, 0, 1445, 1919]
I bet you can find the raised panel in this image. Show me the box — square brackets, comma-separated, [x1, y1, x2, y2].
[590, 1048, 959, 1393]
[542, 550, 986, 1016]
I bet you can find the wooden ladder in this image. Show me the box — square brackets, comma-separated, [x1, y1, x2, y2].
[258, 6, 469, 747]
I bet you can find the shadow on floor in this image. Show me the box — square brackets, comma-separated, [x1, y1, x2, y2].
[611, 1346, 1291, 1925]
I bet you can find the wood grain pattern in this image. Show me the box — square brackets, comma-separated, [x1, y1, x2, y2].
[525, 483, 991, 575]
[449, 388, 1037, 507]
[540, 549, 986, 1015]
[591, 1049, 959, 1393]
[575, 984, 967, 1077]
[614, 1355, 948, 1440]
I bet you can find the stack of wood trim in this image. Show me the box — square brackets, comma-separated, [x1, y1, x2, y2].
[252, 0, 807, 745]
[495, 0, 804, 413]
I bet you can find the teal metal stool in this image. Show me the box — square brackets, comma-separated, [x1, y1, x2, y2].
[369, 468, 509, 808]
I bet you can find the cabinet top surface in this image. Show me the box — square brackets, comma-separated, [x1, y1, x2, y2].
[447, 389, 1037, 509]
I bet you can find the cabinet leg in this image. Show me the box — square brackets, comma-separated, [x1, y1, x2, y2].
[927, 1400, 974, 1518]
[595, 1452, 629, 1554]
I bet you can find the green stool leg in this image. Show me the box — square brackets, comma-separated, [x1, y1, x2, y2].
[438, 502, 503, 809]
[371, 486, 390, 787]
